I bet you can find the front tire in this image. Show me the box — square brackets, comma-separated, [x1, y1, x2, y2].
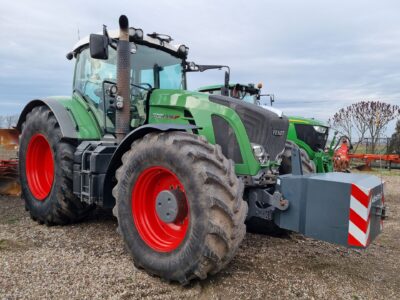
[113, 132, 247, 284]
[279, 140, 316, 174]
[19, 105, 93, 225]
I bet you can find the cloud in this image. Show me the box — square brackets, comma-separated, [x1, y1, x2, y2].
[0, 0, 399, 133]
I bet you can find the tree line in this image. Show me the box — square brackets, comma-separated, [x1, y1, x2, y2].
[330, 101, 400, 154]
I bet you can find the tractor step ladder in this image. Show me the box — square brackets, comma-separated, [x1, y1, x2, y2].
[73, 141, 118, 206]
[80, 144, 97, 204]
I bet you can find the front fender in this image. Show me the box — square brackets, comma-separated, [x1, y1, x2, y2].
[102, 123, 198, 208]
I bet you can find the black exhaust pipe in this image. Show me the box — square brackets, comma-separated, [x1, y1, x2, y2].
[115, 15, 131, 142]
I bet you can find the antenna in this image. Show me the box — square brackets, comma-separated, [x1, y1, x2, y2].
[77, 26, 81, 40]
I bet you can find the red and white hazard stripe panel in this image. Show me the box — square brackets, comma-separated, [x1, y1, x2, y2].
[348, 184, 371, 247]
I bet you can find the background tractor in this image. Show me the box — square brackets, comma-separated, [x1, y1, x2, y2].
[17, 16, 385, 284]
[198, 83, 336, 174]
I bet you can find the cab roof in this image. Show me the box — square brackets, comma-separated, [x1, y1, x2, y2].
[71, 29, 186, 57]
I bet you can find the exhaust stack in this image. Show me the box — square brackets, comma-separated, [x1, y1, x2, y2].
[115, 15, 131, 142]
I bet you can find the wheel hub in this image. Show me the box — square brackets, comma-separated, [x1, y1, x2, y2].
[155, 189, 186, 223]
[132, 166, 190, 252]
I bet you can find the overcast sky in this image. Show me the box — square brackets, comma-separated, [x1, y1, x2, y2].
[1, 0, 399, 134]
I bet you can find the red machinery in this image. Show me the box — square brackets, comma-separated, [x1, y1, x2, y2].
[334, 137, 400, 172]
[0, 129, 20, 195]
[333, 138, 351, 172]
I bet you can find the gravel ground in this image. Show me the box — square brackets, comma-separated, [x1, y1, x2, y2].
[0, 175, 399, 300]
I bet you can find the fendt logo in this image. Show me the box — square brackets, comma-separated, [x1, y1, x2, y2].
[272, 129, 285, 136]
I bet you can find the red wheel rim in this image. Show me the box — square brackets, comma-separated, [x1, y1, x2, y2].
[26, 134, 54, 200]
[132, 166, 189, 252]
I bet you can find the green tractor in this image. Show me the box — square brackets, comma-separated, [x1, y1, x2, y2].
[197, 82, 335, 173]
[17, 16, 385, 284]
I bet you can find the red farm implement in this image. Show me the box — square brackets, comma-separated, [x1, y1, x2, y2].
[334, 137, 400, 172]
[0, 129, 20, 195]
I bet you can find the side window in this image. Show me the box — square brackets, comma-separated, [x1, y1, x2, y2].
[73, 48, 117, 106]
[159, 64, 182, 89]
[139, 69, 154, 87]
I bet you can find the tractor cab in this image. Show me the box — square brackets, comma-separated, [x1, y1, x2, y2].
[198, 82, 276, 107]
[69, 29, 189, 134]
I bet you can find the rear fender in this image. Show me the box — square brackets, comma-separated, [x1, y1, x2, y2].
[16, 99, 78, 139]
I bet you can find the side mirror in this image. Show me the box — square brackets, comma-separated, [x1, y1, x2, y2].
[89, 34, 109, 60]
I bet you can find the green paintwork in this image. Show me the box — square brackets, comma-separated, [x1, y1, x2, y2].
[198, 84, 335, 173]
[197, 83, 251, 91]
[53, 88, 265, 176]
[286, 117, 333, 173]
[148, 89, 265, 175]
[51, 94, 103, 140]
[287, 115, 326, 127]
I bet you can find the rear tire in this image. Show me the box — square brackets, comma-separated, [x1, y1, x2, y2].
[112, 131, 247, 284]
[279, 140, 316, 174]
[19, 105, 93, 225]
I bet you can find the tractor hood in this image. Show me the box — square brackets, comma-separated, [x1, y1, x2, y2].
[289, 116, 328, 127]
[259, 104, 283, 118]
[209, 95, 289, 162]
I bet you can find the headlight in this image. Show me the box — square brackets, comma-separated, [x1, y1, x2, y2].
[313, 126, 327, 134]
[251, 143, 268, 164]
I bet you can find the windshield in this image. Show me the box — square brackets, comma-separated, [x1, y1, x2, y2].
[229, 88, 256, 104]
[132, 44, 185, 89]
[74, 44, 185, 105]
[73, 44, 185, 132]
[238, 92, 256, 104]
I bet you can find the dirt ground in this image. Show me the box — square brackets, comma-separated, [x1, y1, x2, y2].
[0, 175, 399, 300]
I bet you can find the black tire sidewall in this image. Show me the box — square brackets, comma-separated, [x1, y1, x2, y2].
[117, 145, 209, 279]
[19, 110, 67, 219]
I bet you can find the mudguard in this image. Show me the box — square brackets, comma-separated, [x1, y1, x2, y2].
[16, 99, 78, 139]
[102, 123, 198, 208]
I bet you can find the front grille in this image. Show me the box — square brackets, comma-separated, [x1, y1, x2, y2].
[294, 124, 328, 152]
[212, 115, 243, 163]
[209, 95, 289, 161]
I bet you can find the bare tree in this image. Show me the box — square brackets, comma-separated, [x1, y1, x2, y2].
[363, 102, 400, 153]
[331, 101, 400, 153]
[4, 114, 19, 129]
[329, 107, 353, 139]
[330, 104, 367, 151]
